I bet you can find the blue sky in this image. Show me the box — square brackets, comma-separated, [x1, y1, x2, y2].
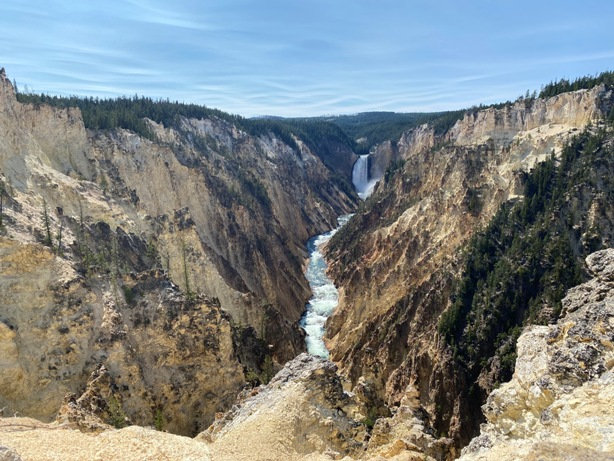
[1, 0, 613, 117]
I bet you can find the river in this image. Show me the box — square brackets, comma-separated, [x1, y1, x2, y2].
[299, 214, 352, 358]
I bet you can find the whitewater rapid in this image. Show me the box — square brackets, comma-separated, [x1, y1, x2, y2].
[301, 154, 377, 356]
[300, 214, 352, 358]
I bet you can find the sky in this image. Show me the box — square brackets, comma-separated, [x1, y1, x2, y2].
[1, 0, 613, 117]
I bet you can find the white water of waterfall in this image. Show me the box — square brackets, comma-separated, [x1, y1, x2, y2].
[300, 214, 352, 358]
[352, 154, 378, 199]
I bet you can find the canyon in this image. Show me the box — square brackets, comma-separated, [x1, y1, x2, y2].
[0, 67, 355, 434]
[1, 247, 611, 460]
[0, 66, 613, 460]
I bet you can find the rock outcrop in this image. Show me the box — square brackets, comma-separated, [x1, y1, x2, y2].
[0, 417, 212, 461]
[325, 85, 614, 448]
[0, 446, 21, 461]
[201, 353, 368, 461]
[459, 248, 614, 461]
[362, 384, 453, 460]
[0, 236, 245, 435]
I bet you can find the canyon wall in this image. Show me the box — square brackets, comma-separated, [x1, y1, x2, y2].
[0, 69, 356, 433]
[1, 249, 611, 460]
[459, 249, 614, 461]
[325, 85, 614, 448]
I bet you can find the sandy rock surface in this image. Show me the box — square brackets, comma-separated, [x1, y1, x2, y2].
[0, 418, 211, 461]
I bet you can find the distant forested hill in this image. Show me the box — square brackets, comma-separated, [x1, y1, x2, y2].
[291, 111, 465, 154]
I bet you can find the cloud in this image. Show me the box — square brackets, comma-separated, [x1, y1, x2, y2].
[1, 0, 613, 117]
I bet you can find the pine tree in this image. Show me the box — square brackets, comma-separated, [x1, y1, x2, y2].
[42, 199, 52, 246]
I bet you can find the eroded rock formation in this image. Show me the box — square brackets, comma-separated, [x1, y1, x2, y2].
[0, 68, 355, 434]
[0, 249, 611, 459]
[325, 85, 614, 447]
[201, 353, 368, 460]
[459, 249, 614, 461]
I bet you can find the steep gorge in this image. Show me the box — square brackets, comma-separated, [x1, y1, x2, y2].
[2, 247, 611, 460]
[2, 64, 614, 460]
[0, 68, 357, 434]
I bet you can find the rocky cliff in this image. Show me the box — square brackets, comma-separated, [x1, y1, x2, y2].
[3, 64, 614, 460]
[200, 353, 368, 461]
[2, 248, 611, 460]
[0, 228, 245, 435]
[325, 85, 614, 449]
[459, 249, 614, 461]
[0, 68, 356, 434]
[0, 249, 611, 460]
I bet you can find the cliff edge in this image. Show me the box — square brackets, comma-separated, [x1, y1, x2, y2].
[459, 249, 614, 461]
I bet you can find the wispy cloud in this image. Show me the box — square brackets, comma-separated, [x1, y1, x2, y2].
[1, 0, 613, 116]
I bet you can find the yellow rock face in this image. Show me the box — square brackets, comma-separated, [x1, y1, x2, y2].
[0, 69, 355, 366]
[325, 85, 613, 446]
[0, 235, 245, 435]
[0, 66, 355, 435]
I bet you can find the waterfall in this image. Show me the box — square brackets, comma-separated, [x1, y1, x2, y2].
[352, 154, 378, 199]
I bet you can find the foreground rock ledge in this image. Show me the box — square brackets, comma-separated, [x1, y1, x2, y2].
[1, 249, 612, 461]
[0, 418, 212, 461]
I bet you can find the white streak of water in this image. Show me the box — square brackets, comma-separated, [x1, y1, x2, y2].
[300, 214, 352, 358]
[352, 154, 378, 199]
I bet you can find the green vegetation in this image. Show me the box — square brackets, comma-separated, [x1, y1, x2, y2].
[181, 239, 194, 302]
[0, 180, 6, 230]
[439, 125, 614, 385]
[259, 355, 275, 385]
[42, 199, 52, 247]
[54, 207, 64, 256]
[243, 355, 275, 386]
[39, 200, 66, 256]
[361, 406, 379, 431]
[298, 111, 466, 155]
[539, 70, 614, 99]
[153, 408, 166, 431]
[122, 285, 137, 306]
[236, 169, 272, 211]
[107, 395, 128, 429]
[465, 187, 483, 216]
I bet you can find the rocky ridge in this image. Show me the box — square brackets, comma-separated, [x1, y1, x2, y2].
[325, 84, 614, 447]
[200, 353, 367, 460]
